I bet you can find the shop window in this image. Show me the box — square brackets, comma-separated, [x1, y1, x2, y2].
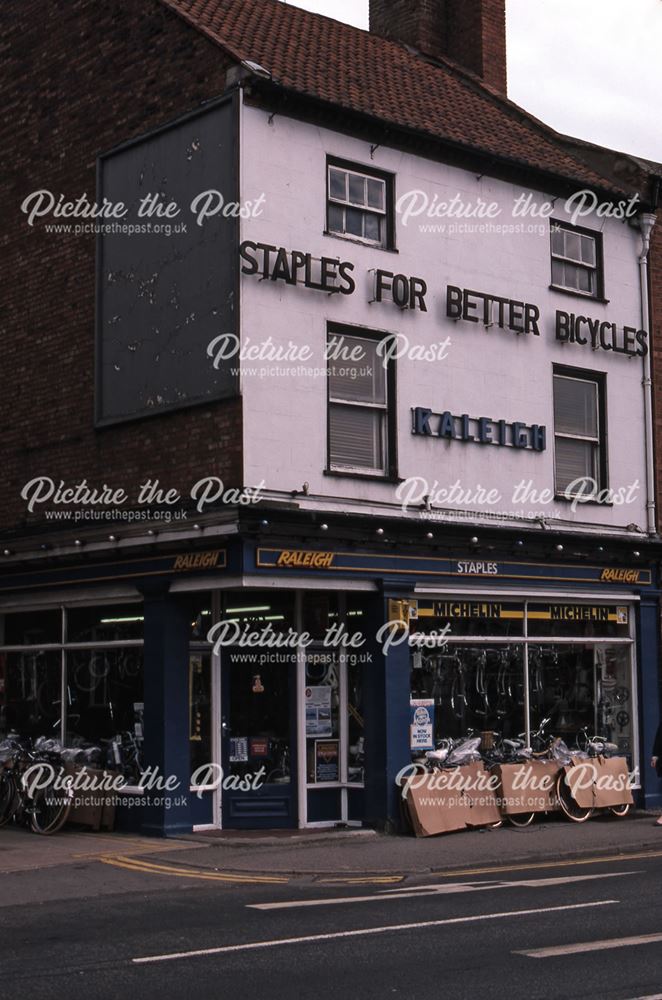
[65, 647, 144, 749]
[410, 643, 526, 742]
[66, 604, 144, 643]
[326, 158, 393, 248]
[189, 596, 213, 641]
[327, 326, 395, 477]
[302, 592, 339, 642]
[189, 653, 212, 780]
[347, 657, 365, 785]
[550, 221, 603, 298]
[1, 609, 62, 645]
[218, 590, 294, 632]
[305, 648, 340, 784]
[553, 369, 605, 496]
[528, 644, 634, 760]
[0, 605, 145, 779]
[345, 592, 371, 787]
[0, 651, 61, 738]
[407, 598, 636, 774]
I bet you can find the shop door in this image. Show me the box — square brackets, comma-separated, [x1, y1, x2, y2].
[220, 649, 297, 828]
[303, 648, 365, 825]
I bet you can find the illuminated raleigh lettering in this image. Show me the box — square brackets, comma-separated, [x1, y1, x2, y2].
[173, 551, 222, 571]
[600, 568, 641, 584]
[276, 550, 335, 569]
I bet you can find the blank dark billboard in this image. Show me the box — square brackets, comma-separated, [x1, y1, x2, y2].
[96, 95, 238, 424]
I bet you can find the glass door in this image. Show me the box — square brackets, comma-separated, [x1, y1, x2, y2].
[220, 649, 297, 828]
[302, 645, 365, 826]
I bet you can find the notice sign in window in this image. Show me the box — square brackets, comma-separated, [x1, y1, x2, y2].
[305, 686, 333, 737]
[410, 699, 435, 751]
[315, 740, 339, 783]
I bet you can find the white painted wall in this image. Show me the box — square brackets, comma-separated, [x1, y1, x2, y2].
[238, 98, 648, 534]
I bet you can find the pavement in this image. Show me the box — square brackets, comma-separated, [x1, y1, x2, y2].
[2, 809, 662, 879]
[0, 826, 197, 874]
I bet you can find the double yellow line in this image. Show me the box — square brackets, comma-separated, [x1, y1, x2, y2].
[99, 854, 289, 884]
[430, 848, 662, 879]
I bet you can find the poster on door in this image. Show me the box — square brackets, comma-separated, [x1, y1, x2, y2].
[410, 699, 435, 751]
[314, 740, 340, 783]
[305, 685, 332, 736]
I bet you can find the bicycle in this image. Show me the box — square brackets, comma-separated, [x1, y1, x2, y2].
[107, 730, 144, 784]
[555, 729, 632, 823]
[399, 734, 502, 833]
[0, 737, 73, 835]
[481, 732, 540, 828]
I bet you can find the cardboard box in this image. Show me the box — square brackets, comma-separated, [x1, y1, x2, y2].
[561, 756, 633, 810]
[67, 767, 117, 832]
[404, 762, 500, 837]
[461, 761, 502, 828]
[494, 760, 561, 815]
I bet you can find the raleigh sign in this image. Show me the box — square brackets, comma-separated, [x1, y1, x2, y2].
[411, 408, 546, 451]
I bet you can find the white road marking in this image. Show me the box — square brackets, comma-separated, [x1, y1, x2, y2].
[132, 900, 617, 965]
[517, 932, 662, 959]
[248, 871, 637, 911]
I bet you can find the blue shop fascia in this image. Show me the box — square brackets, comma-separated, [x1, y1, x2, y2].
[0, 518, 660, 834]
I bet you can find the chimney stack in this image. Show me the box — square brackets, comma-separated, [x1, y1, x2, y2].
[369, 0, 507, 94]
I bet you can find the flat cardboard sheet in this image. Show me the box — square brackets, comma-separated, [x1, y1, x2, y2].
[405, 762, 500, 837]
[495, 760, 561, 814]
[562, 755, 633, 809]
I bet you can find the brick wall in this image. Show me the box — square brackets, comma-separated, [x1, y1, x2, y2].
[446, 0, 507, 93]
[369, 0, 507, 93]
[0, 0, 242, 539]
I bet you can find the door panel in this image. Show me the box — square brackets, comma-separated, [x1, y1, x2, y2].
[221, 649, 297, 828]
[303, 647, 366, 825]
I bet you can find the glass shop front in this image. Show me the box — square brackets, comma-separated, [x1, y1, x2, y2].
[408, 598, 637, 773]
[0, 589, 368, 830]
[0, 604, 145, 778]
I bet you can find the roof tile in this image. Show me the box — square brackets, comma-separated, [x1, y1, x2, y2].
[160, 0, 627, 193]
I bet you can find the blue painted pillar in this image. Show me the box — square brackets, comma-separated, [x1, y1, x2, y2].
[363, 586, 413, 831]
[638, 595, 661, 809]
[139, 583, 192, 837]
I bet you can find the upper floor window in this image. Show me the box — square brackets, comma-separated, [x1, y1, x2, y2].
[550, 222, 603, 299]
[326, 158, 394, 249]
[553, 368, 606, 497]
[327, 326, 395, 478]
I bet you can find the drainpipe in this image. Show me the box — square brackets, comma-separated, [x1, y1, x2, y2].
[638, 212, 657, 535]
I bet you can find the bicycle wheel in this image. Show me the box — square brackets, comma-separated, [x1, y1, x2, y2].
[609, 803, 631, 818]
[507, 812, 535, 828]
[0, 773, 19, 828]
[556, 772, 593, 823]
[29, 785, 72, 835]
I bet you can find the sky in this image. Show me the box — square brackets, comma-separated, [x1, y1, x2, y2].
[278, 0, 662, 164]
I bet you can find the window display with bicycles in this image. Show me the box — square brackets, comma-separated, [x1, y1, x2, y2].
[0, 604, 146, 788]
[408, 598, 637, 775]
